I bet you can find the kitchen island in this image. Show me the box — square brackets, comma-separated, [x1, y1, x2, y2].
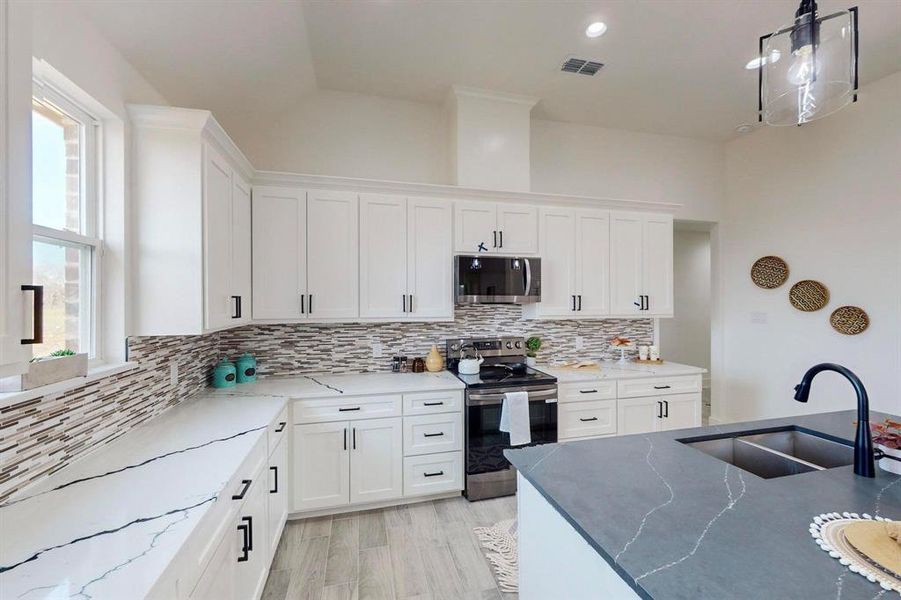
[506, 410, 901, 599]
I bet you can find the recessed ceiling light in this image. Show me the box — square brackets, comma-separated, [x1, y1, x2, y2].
[735, 123, 755, 134]
[585, 22, 607, 38]
[745, 49, 781, 70]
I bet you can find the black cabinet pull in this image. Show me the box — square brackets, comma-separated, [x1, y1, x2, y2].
[663, 400, 669, 418]
[493, 230, 497, 248]
[578, 295, 582, 311]
[20, 285, 43, 345]
[343, 428, 347, 451]
[643, 295, 649, 311]
[579, 417, 599, 422]
[424, 471, 444, 478]
[301, 293, 305, 314]
[423, 432, 445, 438]
[275, 421, 286, 433]
[579, 389, 598, 394]
[237, 523, 249, 562]
[339, 407, 361, 412]
[308, 294, 313, 314]
[231, 295, 241, 319]
[402, 294, 406, 312]
[409, 294, 413, 312]
[499, 231, 503, 248]
[353, 427, 357, 450]
[243, 515, 253, 551]
[571, 295, 576, 311]
[423, 401, 444, 406]
[634, 299, 642, 309]
[656, 401, 663, 419]
[270, 466, 278, 494]
[654, 385, 671, 390]
[232, 479, 251, 500]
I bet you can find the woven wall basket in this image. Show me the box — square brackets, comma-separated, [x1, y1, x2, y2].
[750, 256, 789, 289]
[790, 280, 830, 312]
[830, 306, 870, 335]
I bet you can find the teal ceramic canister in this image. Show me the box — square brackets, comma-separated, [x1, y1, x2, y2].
[212, 359, 237, 388]
[235, 352, 257, 384]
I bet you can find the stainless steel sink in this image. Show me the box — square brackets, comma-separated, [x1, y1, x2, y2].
[678, 427, 854, 479]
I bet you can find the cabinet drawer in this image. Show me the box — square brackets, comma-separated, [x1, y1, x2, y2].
[558, 399, 617, 440]
[293, 394, 402, 424]
[403, 390, 463, 416]
[403, 413, 463, 456]
[558, 381, 616, 403]
[403, 452, 463, 497]
[617, 375, 701, 399]
[268, 405, 289, 456]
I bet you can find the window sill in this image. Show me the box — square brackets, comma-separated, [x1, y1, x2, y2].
[0, 361, 139, 408]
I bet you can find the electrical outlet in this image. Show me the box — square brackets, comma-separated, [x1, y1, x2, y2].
[750, 311, 768, 324]
[372, 341, 383, 358]
[169, 362, 179, 387]
[575, 336, 584, 351]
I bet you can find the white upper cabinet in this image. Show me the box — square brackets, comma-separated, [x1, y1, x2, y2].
[0, 1, 32, 377]
[525, 207, 610, 320]
[306, 190, 359, 320]
[610, 211, 672, 318]
[360, 194, 453, 321]
[129, 106, 254, 335]
[454, 201, 537, 255]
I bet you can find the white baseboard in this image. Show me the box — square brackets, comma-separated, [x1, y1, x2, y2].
[288, 490, 462, 520]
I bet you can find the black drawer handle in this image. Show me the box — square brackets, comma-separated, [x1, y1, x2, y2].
[270, 466, 278, 494]
[237, 523, 249, 562]
[20, 285, 43, 345]
[424, 471, 445, 478]
[653, 385, 671, 390]
[231, 295, 242, 319]
[339, 407, 361, 412]
[423, 401, 444, 406]
[579, 389, 598, 394]
[274, 421, 286, 432]
[232, 479, 251, 500]
[243, 515, 253, 551]
[579, 417, 599, 422]
[423, 432, 445, 438]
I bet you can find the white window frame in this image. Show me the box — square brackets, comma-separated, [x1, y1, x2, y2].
[31, 79, 103, 363]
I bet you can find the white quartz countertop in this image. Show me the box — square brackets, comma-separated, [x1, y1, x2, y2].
[0, 393, 286, 600]
[212, 370, 465, 399]
[537, 360, 707, 383]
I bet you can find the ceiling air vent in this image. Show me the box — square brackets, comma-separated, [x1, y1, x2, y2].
[561, 57, 605, 76]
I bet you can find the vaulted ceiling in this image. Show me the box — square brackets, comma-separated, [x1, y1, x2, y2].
[79, 0, 901, 142]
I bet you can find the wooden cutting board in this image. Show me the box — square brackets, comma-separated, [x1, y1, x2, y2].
[843, 521, 901, 577]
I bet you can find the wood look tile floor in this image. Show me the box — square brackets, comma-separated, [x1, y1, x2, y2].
[262, 496, 518, 600]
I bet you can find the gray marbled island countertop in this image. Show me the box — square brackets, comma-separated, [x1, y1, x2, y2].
[506, 410, 901, 600]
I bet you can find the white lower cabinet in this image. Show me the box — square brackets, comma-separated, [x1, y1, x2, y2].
[617, 397, 660, 435]
[559, 399, 617, 440]
[267, 434, 289, 559]
[403, 452, 463, 497]
[293, 421, 351, 511]
[349, 417, 404, 504]
[190, 526, 236, 600]
[658, 393, 702, 431]
[617, 392, 702, 435]
[403, 412, 463, 456]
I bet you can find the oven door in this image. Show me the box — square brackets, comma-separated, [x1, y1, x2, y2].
[455, 255, 541, 304]
[464, 385, 557, 500]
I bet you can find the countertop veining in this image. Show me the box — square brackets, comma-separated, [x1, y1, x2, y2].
[537, 360, 706, 383]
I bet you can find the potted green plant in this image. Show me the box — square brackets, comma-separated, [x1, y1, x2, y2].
[872, 418, 901, 475]
[19, 348, 89, 390]
[525, 336, 542, 367]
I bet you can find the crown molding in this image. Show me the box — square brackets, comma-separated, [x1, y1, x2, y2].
[450, 85, 539, 108]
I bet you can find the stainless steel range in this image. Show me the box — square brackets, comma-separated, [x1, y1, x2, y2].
[447, 336, 558, 501]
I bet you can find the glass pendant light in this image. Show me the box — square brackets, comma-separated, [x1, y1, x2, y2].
[758, 0, 859, 126]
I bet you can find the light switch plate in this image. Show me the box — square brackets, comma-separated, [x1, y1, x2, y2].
[371, 341, 383, 358]
[575, 336, 584, 351]
[169, 362, 179, 386]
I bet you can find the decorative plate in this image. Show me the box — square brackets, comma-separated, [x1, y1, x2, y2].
[790, 280, 830, 312]
[831, 305, 870, 335]
[751, 256, 789, 289]
[809, 512, 900, 594]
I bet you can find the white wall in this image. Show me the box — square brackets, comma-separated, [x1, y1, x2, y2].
[530, 119, 725, 222]
[660, 228, 711, 377]
[714, 71, 901, 422]
[239, 89, 449, 184]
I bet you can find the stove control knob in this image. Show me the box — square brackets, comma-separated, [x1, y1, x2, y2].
[505, 341, 513, 349]
[514, 341, 522, 349]
[450, 343, 460, 352]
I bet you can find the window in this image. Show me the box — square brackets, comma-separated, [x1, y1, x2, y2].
[31, 83, 100, 360]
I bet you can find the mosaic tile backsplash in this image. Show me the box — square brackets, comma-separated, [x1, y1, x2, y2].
[219, 305, 654, 375]
[1, 305, 651, 501]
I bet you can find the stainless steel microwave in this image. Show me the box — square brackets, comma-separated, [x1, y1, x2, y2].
[454, 255, 541, 304]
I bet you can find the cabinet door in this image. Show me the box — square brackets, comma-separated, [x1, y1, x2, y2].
[535, 207, 575, 317]
[359, 194, 407, 319]
[407, 198, 453, 319]
[659, 393, 701, 431]
[617, 397, 661, 435]
[0, 1, 32, 377]
[267, 434, 289, 560]
[293, 421, 350, 511]
[454, 201, 497, 254]
[252, 186, 306, 319]
[609, 212, 644, 316]
[350, 417, 403, 504]
[231, 174, 252, 325]
[235, 474, 269, 600]
[189, 525, 236, 600]
[575, 210, 610, 316]
[497, 203, 538, 255]
[203, 144, 234, 330]
[642, 213, 674, 317]
[306, 190, 358, 319]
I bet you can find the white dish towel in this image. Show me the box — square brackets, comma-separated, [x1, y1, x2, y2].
[499, 391, 531, 446]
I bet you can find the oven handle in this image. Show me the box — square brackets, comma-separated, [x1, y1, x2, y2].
[466, 387, 557, 406]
